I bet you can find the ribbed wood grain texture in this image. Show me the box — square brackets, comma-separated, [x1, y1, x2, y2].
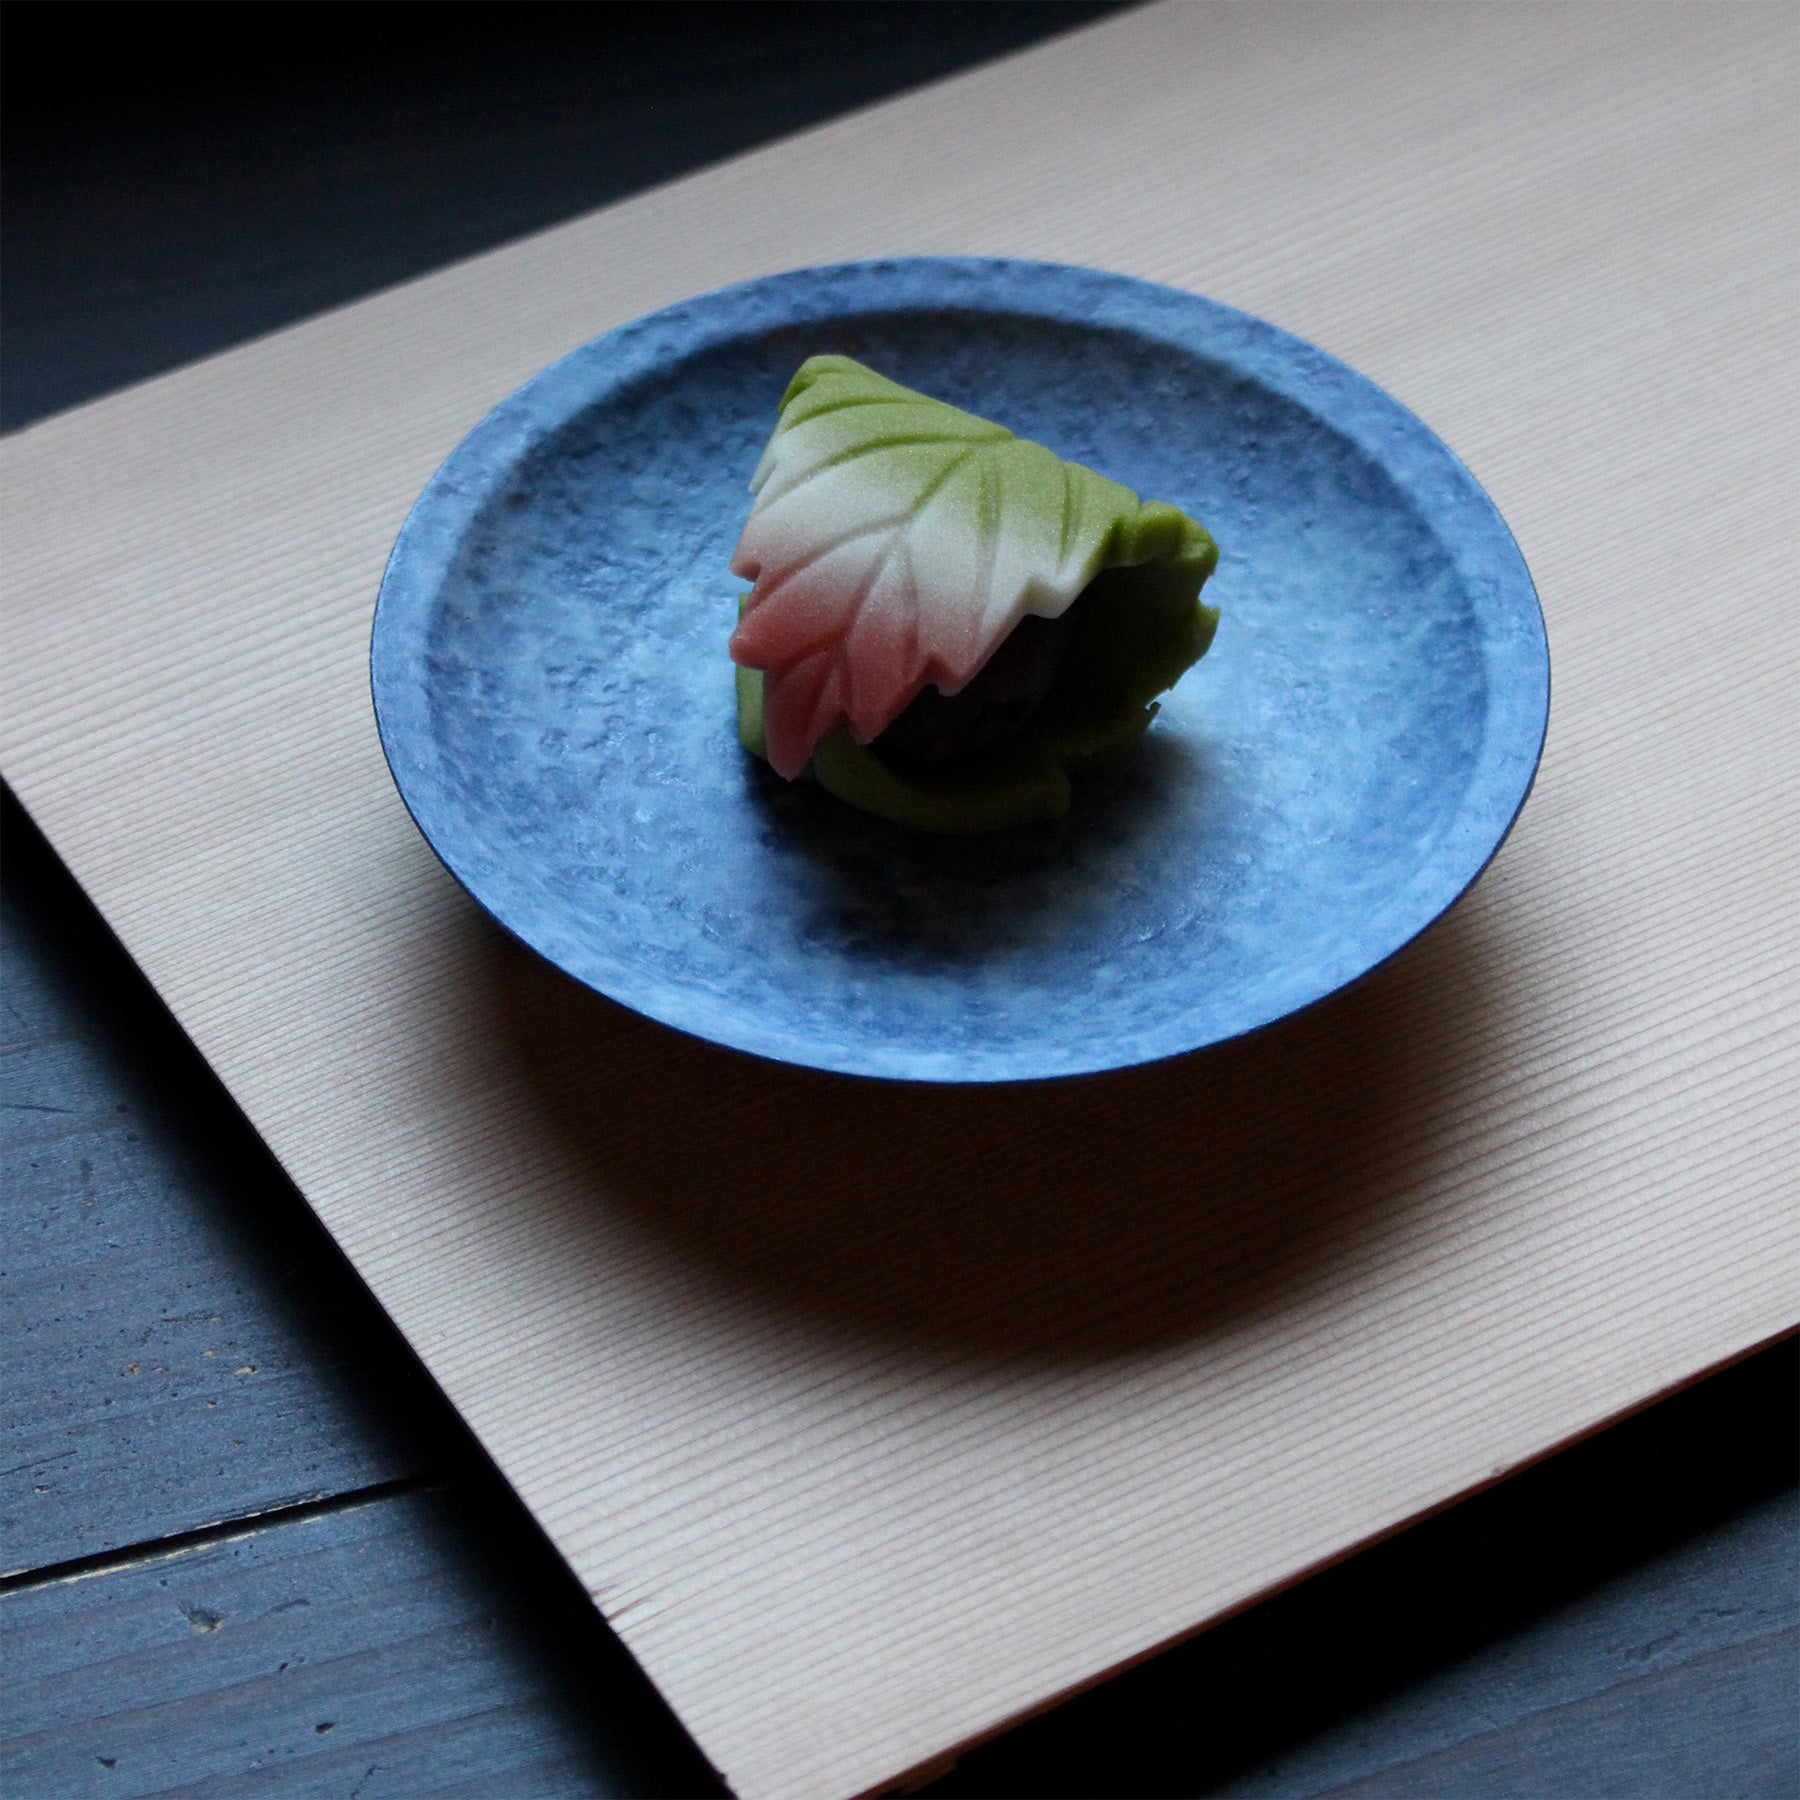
[2, 6, 1794, 1796]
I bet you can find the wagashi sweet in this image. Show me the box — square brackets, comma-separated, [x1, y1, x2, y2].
[729, 355, 1220, 831]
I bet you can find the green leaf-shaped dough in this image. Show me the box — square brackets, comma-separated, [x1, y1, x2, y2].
[730, 355, 1220, 831]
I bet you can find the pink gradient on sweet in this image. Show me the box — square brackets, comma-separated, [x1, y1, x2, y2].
[729, 513, 1013, 780]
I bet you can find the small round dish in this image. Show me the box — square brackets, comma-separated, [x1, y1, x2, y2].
[371, 258, 1548, 1082]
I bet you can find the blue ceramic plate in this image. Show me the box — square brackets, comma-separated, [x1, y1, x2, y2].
[371, 259, 1547, 1082]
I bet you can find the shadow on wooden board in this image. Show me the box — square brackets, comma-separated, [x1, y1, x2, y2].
[492, 889, 1503, 1360]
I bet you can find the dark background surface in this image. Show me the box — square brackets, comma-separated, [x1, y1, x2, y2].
[2, 5, 1795, 1795]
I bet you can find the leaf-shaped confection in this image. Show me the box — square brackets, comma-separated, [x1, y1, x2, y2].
[728, 354, 1196, 780]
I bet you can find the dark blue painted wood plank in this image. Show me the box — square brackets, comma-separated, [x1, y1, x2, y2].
[1218, 1491, 1800, 1798]
[0, 3, 1124, 430]
[0, 1484, 723, 1799]
[2, 792, 460, 1574]
[926, 1343, 1799, 1797]
[1323, 1632, 1799, 1800]
[4, 1409, 1790, 1800]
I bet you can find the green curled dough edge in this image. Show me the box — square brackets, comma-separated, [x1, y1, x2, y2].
[736, 498, 1220, 836]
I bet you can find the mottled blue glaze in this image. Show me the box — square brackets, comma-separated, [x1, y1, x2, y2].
[371, 259, 1548, 1081]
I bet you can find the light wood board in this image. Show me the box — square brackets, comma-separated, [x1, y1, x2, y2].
[3, 4, 1795, 1794]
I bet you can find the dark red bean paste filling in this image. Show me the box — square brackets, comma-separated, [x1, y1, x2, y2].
[872, 603, 1079, 770]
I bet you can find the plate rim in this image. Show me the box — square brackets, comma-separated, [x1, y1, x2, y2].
[370, 255, 1550, 1082]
